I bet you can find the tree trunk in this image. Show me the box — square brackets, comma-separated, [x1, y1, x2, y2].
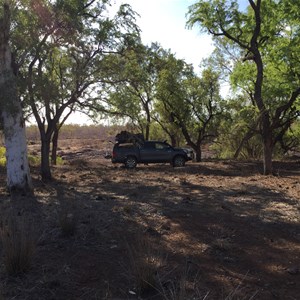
[1, 110, 33, 193]
[0, 2, 33, 194]
[234, 130, 255, 159]
[263, 140, 273, 175]
[250, 0, 273, 175]
[40, 135, 52, 181]
[145, 123, 150, 141]
[262, 117, 273, 175]
[170, 134, 177, 147]
[195, 147, 202, 162]
[144, 103, 151, 141]
[51, 127, 59, 165]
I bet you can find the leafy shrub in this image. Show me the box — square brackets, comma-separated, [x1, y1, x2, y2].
[0, 147, 45, 167]
[0, 147, 6, 167]
[0, 146, 5, 157]
[55, 156, 64, 165]
[28, 155, 40, 166]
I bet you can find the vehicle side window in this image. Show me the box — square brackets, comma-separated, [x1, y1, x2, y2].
[144, 142, 155, 149]
[155, 143, 170, 150]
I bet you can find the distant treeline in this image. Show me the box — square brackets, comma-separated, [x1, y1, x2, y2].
[26, 124, 127, 141]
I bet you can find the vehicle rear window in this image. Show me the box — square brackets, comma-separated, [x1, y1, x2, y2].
[143, 142, 155, 149]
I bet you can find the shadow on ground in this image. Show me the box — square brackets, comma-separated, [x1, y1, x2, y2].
[0, 157, 299, 299]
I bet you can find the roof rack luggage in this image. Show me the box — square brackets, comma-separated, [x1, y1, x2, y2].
[115, 131, 145, 146]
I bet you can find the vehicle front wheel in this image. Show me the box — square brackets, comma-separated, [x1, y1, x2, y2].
[173, 156, 186, 167]
[124, 156, 137, 169]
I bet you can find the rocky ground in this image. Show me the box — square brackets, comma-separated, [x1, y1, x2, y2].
[0, 139, 299, 299]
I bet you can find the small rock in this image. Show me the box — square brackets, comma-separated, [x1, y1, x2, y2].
[129, 290, 136, 295]
[287, 266, 299, 275]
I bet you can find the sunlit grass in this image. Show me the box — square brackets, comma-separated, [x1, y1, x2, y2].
[0, 146, 64, 167]
[0, 147, 6, 167]
[55, 156, 64, 165]
[28, 155, 40, 166]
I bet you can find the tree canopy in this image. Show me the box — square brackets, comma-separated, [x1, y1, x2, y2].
[188, 0, 300, 174]
[10, 0, 140, 180]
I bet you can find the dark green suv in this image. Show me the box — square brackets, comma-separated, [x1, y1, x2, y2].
[112, 140, 192, 169]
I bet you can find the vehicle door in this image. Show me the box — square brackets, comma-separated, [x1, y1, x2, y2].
[152, 142, 174, 162]
[139, 142, 156, 162]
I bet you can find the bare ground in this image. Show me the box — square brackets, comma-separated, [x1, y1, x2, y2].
[0, 139, 299, 299]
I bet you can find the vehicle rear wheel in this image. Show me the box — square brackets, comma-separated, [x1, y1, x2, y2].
[125, 156, 137, 169]
[173, 155, 185, 167]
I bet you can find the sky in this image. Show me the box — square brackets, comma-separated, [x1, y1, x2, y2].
[120, 0, 215, 70]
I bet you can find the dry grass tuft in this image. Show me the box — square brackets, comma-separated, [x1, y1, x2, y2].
[0, 216, 36, 275]
[155, 264, 204, 300]
[126, 234, 166, 295]
[212, 238, 233, 251]
[58, 210, 77, 237]
[225, 272, 259, 300]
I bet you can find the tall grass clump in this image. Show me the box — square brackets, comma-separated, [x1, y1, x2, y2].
[0, 217, 36, 275]
[127, 234, 166, 296]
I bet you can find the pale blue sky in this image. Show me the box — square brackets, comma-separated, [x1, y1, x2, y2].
[120, 0, 249, 70]
[121, 0, 214, 70]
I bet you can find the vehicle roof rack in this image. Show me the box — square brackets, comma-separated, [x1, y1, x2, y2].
[115, 131, 145, 145]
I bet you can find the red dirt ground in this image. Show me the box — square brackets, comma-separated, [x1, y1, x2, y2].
[0, 139, 299, 299]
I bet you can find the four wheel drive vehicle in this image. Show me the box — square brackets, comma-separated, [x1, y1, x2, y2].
[112, 140, 193, 169]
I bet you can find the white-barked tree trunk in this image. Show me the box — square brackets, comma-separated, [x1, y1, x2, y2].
[0, 2, 32, 194]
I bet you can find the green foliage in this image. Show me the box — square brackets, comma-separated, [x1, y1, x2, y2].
[55, 156, 64, 165]
[26, 155, 64, 166]
[154, 51, 224, 159]
[0, 146, 6, 166]
[102, 43, 161, 138]
[27, 155, 40, 166]
[274, 120, 300, 156]
[8, 0, 140, 179]
[211, 96, 263, 160]
[188, 0, 300, 164]
[0, 146, 5, 157]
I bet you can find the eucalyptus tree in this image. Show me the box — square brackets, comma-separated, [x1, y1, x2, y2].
[13, 0, 139, 180]
[102, 43, 163, 140]
[0, 1, 32, 194]
[156, 54, 222, 161]
[187, 0, 300, 174]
